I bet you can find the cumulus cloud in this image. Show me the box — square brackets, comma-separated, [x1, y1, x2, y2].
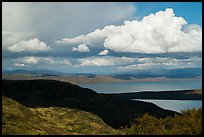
[72, 44, 90, 52]
[7, 38, 51, 53]
[98, 50, 109, 55]
[2, 31, 35, 50]
[57, 8, 202, 54]
[2, 3, 202, 74]
[78, 56, 137, 67]
[18, 56, 55, 65]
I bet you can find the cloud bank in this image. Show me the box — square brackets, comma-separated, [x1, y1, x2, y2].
[2, 31, 35, 50]
[2, 3, 202, 74]
[19, 56, 55, 65]
[7, 38, 51, 53]
[3, 2, 136, 41]
[78, 56, 137, 67]
[77, 56, 201, 68]
[57, 8, 202, 54]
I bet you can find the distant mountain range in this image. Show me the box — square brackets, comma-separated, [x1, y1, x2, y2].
[2, 68, 202, 79]
[3, 69, 66, 76]
[2, 69, 96, 77]
[112, 68, 202, 79]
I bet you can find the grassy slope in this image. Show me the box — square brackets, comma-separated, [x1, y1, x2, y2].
[2, 96, 123, 135]
[2, 95, 202, 135]
[122, 108, 202, 135]
[2, 80, 178, 129]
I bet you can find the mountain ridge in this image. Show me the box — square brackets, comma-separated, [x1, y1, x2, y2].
[2, 79, 179, 128]
[2, 69, 95, 77]
[2, 67, 202, 79]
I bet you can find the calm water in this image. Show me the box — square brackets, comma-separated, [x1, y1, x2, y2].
[80, 79, 202, 93]
[80, 79, 202, 112]
[132, 99, 202, 112]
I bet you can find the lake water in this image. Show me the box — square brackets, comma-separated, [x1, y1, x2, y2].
[132, 99, 202, 112]
[80, 79, 202, 94]
[80, 79, 202, 112]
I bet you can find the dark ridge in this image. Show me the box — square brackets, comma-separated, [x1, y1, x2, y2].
[2, 79, 179, 129]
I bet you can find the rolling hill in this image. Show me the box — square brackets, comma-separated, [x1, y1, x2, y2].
[2, 79, 178, 129]
[2, 96, 122, 135]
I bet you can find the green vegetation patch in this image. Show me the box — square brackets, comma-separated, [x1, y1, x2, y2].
[2, 95, 202, 135]
[2, 96, 122, 135]
[122, 108, 202, 135]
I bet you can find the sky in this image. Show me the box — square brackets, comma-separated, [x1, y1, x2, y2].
[2, 2, 202, 74]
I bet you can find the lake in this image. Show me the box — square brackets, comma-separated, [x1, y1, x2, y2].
[80, 79, 202, 94]
[80, 79, 202, 112]
[132, 99, 202, 112]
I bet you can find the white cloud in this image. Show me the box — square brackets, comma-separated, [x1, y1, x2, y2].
[22, 56, 39, 64]
[57, 8, 202, 54]
[60, 59, 72, 65]
[14, 56, 73, 66]
[3, 2, 136, 41]
[7, 38, 51, 53]
[74, 55, 202, 72]
[14, 63, 26, 67]
[118, 56, 202, 71]
[19, 56, 55, 65]
[2, 3, 202, 74]
[72, 44, 90, 52]
[43, 58, 55, 64]
[79, 56, 137, 67]
[98, 50, 109, 55]
[2, 31, 35, 50]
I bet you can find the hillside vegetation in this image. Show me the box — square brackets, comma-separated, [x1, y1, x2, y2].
[2, 79, 178, 128]
[2, 96, 122, 135]
[122, 108, 202, 135]
[2, 79, 202, 135]
[2, 96, 202, 135]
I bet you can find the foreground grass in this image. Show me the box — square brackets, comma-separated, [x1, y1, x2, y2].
[2, 96, 122, 135]
[2, 96, 202, 135]
[121, 108, 202, 135]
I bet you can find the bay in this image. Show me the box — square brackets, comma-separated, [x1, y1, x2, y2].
[80, 79, 202, 94]
[132, 99, 202, 112]
[80, 79, 202, 112]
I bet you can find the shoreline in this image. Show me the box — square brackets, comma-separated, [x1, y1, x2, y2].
[108, 89, 202, 100]
[2, 73, 202, 84]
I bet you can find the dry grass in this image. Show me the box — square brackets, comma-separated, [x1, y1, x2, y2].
[2, 96, 122, 135]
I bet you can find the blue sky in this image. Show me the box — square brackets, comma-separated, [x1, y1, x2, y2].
[2, 2, 202, 74]
[134, 2, 202, 26]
